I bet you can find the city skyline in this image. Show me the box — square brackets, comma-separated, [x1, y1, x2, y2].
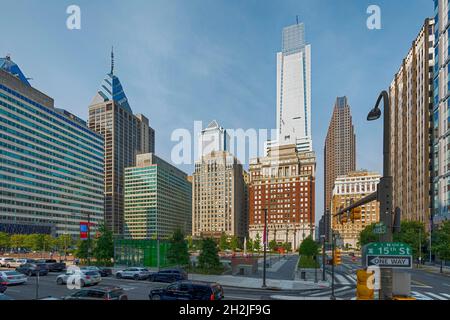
[0, 0, 432, 224]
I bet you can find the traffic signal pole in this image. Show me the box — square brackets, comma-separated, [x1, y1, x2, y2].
[330, 233, 336, 300]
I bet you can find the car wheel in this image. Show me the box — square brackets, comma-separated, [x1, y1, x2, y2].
[152, 294, 161, 300]
[133, 274, 140, 281]
[148, 275, 154, 282]
[57, 278, 64, 285]
[116, 273, 122, 279]
[6, 264, 10, 268]
[80, 280, 85, 287]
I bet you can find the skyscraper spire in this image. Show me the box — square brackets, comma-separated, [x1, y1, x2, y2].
[111, 46, 114, 75]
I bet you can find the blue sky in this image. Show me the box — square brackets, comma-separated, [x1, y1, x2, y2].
[0, 0, 432, 223]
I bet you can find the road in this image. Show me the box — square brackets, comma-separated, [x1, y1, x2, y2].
[295, 255, 450, 300]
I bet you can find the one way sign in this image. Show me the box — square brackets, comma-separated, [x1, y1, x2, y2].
[367, 255, 412, 269]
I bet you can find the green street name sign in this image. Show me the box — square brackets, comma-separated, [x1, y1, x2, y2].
[366, 242, 412, 256]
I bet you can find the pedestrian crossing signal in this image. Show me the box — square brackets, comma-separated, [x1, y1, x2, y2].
[333, 249, 342, 265]
[350, 208, 362, 221]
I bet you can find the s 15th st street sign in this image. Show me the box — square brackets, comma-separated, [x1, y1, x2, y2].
[365, 242, 413, 269]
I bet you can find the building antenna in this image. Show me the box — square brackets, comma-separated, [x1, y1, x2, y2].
[296, 15, 299, 25]
[111, 46, 114, 75]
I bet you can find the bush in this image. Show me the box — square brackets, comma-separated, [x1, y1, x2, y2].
[298, 255, 319, 269]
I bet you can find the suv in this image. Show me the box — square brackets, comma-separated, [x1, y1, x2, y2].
[35, 259, 66, 272]
[16, 263, 49, 276]
[149, 281, 224, 300]
[148, 269, 188, 283]
[0, 258, 14, 268]
[64, 286, 128, 300]
[56, 270, 101, 287]
[80, 266, 112, 277]
[115, 267, 151, 280]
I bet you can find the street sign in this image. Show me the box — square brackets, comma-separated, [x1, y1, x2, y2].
[364, 242, 413, 269]
[373, 222, 387, 234]
[366, 242, 412, 256]
[367, 255, 412, 269]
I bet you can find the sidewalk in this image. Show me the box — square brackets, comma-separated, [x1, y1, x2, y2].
[417, 263, 450, 276]
[188, 274, 330, 291]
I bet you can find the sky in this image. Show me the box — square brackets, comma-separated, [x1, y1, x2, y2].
[0, 0, 433, 224]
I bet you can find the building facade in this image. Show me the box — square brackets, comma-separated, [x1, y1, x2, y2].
[88, 53, 155, 235]
[199, 120, 230, 157]
[331, 171, 381, 249]
[0, 56, 104, 236]
[323, 96, 356, 241]
[249, 144, 316, 250]
[124, 153, 191, 240]
[433, 1, 450, 225]
[390, 18, 434, 231]
[267, 22, 312, 153]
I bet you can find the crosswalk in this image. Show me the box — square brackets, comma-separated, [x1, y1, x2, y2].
[411, 291, 450, 300]
[326, 270, 357, 285]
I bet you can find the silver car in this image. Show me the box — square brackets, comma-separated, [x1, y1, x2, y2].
[56, 270, 101, 287]
[0, 270, 28, 285]
[115, 267, 151, 280]
[0, 258, 15, 268]
[8, 258, 35, 268]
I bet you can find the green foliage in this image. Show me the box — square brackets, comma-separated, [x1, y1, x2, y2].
[93, 224, 114, 263]
[246, 238, 253, 252]
[229, 236, 239, 252]
[219, 232, 229, 251]
[0, 232, 10, 249]
[9, 234, 25, 249]
[298, 236, 319, 257]
[282, 242, 292, 252]
[198, 238, 222, 270]
[298, 255, 319, 268]
[75, 239, 90, 260]
[433, 221, 450, 261]
[268, 240, 278, 252]
[254, 233, 261, 253]
[393, 221, 427, 259]
[358, 223, 379, 247]
[167, 229, 190, 267]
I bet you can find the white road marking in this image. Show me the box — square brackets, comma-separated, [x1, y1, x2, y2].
[225, 295, 259, 300]
[424, 292, 447, 300]
[411, 291, 432, 300]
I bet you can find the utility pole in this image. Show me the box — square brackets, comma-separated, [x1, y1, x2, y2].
[262, 208, 268, 288]
[321, 235, 326, 281]
[418, 228, 422, 268]
[35, 272, 40, 300]
[87, 211, 91, 266]
[330, 232, 336, 300]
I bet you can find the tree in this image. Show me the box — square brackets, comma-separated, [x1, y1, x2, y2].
[0, 232, 10, 250]
[23, 234, 40, 251]
[298, 236, 319, 258]
[254, 233, 261, 253]
[229, 236, 239, 252]
[186, 235, 194, 251]
[282, 242, 292, 252]
[219, 232, 229, 251]
[75, 240, 90, 260]
[167, 229, 190, 267]
[198, 238, 222, 270]
[9, 234, 25, 249]
[433, 221, 450, 272]
[246, 238, 253, 252]
[358, 223, 379, 247]
[393, 221, 427, 259]
[269, 240, 278, 252]
[93, 224, 114, 265]
[56, 235, 74, 253]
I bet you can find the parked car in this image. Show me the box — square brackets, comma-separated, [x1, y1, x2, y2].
[63, 286, 128, 300]
[8, 258, 36, 268]
[15, 263, 49, 276]
[0, 258, 15, 268]
[80, 266, 112, 277]
[0, 293, 14, 300]
[148, 269, 188, 283]
[0, 270, 28, 285]
[115, 267, 151, 280]
[56, 270, 101, 287]
[149, 281, 224, 300]
[35, 259, 66, 272]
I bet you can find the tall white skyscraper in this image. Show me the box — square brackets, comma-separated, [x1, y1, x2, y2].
[268, 22, 312, 153]
[198, 120, 230, 157]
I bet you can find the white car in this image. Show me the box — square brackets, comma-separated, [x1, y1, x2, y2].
[115, 267, 151, 280]
[56, 270, 101, 287]
[0, 258, 15, 268]
[0, 270, 28, 285]
[8, 259, 33, 268]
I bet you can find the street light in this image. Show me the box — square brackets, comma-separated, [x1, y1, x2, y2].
[320, 235, 326, 281]
[367, 90, 394, 300]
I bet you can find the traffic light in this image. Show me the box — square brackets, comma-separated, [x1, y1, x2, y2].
[350, 207, 362, 222]
[356, 269, 374, 300]
[333, 249, 342, 265]
[339, 213, 348, 224]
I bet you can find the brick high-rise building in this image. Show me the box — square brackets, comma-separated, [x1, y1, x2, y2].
[390, 18, 434, 231]
[249, 144, 316, 250]
[88, 50, 155, 235]
[323, 96, 356, 241]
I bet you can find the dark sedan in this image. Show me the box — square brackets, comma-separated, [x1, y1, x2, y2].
[148, 269, 188, 283]
[149, 281, 224, 300]
[16, 263, 49, 276]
